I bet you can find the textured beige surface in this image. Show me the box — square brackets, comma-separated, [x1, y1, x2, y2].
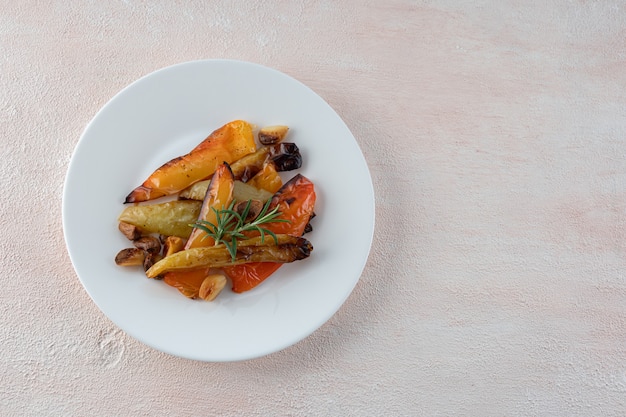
[2, 1, 626, 415]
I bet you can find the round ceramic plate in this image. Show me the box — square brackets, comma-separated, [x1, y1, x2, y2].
[62, 60, 374, 362]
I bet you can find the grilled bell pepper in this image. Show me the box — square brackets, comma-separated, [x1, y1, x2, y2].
[125, 120, 255, 203]
[223, 174, 316, 293]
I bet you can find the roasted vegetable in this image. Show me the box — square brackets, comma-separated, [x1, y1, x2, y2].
[177, 180, 210, 200]
[125, 120, 256, 203]
[179, 179, 273, 203]
[118, 221, 142, 240]
[163, 269, 210, 298]
[133, 236, 161, 253]
[143, 252, 163, 276]
[231, 142, 302, 182]
[199, 274, 228, 301]
[233, 181, 274, 202]
[246, 163, 282, 194]
[258, 125, 289, 145]
[162, 236, 186, 257]
[115, 248, 145, 266]
[267, 143, 302, 172]
[224, 174, 316, 293]
[118, 200, 201, 238]
[162, 163, 234, 298]
[178, 143, 301, 199]
[146, 234, 313, 278]
[184, 163, 235, 249]
[114, 119, 317, 301]
[234, 199, 263, 222]
[228, 149, 269, 182]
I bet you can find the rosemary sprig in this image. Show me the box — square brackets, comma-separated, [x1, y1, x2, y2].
[191, 199, 290, 261]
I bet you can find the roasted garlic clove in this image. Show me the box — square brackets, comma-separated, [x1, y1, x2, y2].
[199, 274, 228, 301]
[258, 125, 289, 145]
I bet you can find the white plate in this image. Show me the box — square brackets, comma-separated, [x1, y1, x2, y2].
[62, 60, 374, 362]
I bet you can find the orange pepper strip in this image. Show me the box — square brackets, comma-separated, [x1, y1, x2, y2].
[125, 120, 255, 203]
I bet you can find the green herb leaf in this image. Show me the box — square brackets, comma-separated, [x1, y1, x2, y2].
[190, 199, 291, 261]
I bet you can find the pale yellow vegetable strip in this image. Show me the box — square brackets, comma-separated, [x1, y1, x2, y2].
[118, 200, 201, 238]
[178, 180, 211, 200]
[180, 180, 274, 202]
[145, 234, 312, 278]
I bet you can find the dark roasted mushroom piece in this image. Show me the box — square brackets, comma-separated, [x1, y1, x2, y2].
[115, 248, 145, 266]
[143, 252, 164, 278]
[234, 199, 264, 222]
[118, 221, 143, 240]
[268, 143, 302, 172]
[132, 236, 161, 253]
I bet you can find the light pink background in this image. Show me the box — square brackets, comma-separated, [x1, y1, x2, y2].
[2, 1, 626, 415]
